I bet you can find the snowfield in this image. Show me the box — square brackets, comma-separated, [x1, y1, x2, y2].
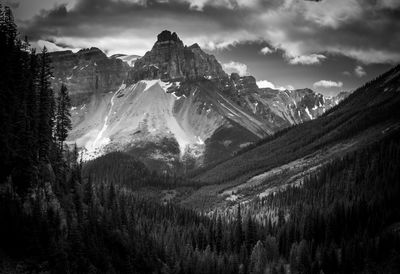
[71, 80, 221, 161]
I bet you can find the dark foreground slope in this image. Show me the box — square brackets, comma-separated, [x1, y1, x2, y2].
[3, 129, 400, 273]
[193, 65, 400, 185]
[235, 127, 400, 273]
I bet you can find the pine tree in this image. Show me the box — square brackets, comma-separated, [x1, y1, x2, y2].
[264, 235, 279, 262]
[55, 83, 72, 149]
[235, 204, 243, 252]
[249, 240, 267, 274]
[216, 215, 223, 253]
[245, 216, 257, 251]
[1, 6, 17, 43]
[26, 49, 39, 162]
[0, 4, 17, 183]
[37, 46, 55, 162]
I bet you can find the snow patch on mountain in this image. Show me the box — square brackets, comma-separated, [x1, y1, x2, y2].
[80, 83, 126, 160]
[73, 80, 211, 161]
[305, 107, 313, 120]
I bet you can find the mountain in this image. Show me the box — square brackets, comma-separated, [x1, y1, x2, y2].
[49, 31, 346, 172]
[183, 64, 400, 210]
[225, 74, 348, 129]
[49, 47, 129, 105]
[126, 30, 226, 82]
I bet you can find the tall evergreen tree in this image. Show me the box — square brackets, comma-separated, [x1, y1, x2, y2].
[0, 4, 18, 182]
[249, 241, 267, 274]
[37, 46, 54, 162]
[245, 216, 257, 251]
[235, 204, 243, 252]
[55, 83, 72, 149]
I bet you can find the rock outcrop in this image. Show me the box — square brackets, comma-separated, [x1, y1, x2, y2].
[127, 30, 226, 83]
[49, 48, 129, 104]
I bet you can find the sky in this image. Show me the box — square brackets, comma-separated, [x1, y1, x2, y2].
[3, 0, 400, 96]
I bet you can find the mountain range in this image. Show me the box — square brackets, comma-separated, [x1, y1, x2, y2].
[49, 30, 347, 172]
[81, 62, 400, 212]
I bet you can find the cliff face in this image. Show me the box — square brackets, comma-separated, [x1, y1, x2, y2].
[127, 30, 226, 83]
[49, 48, 129, 104]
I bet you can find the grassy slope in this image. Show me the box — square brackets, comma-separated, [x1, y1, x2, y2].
[193, 65, 400, 185]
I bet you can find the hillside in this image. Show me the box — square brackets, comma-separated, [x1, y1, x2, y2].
[183, 65, 400, 208]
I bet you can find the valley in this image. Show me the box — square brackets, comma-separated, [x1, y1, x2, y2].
[53, 31, 400, 214]
[73, 60, 400, 216]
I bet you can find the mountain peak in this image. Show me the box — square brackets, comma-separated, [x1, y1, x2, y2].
[76, 47, 107, 59]
[127, 31, 226, 83]
[189, 43, 201, 49]
[156, 30, 181, 43]
[77, 47, 103, 54]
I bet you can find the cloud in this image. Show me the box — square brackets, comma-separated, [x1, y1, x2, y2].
[313, 80, 343, 88]
[260, 46, 274, 55]
[222, 61, 248, 76]
[35, 40, 79, 52]
[354, 65, 366, 77]
[256, 80, 275, 89]
[286, 85, 295, 91]
[343, 66, 367, 78]
[19, 0, 265, 55]
[301, 0, 363, 28]
[287, 54, 326, 65]
[257, 80, 294, 91]
[378, 0, 400, 9]
[185, 0, 262, 11]
[17, 0, 400, 64]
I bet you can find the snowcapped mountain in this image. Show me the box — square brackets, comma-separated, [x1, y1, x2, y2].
[66, 77, 269, 171]
[49, 30, 347, 172]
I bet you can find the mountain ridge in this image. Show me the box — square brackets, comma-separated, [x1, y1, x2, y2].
[48, 30, 348, 171]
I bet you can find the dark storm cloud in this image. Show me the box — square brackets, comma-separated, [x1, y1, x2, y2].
[244, 0, 400, 64]
[17, 0, 400, 65]
[20, 0, 273, 53]
[294, 3, 400, 63]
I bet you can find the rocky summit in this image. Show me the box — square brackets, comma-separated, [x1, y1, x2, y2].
[48, 30, 347, 173]
[127, 30, 226, 83]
